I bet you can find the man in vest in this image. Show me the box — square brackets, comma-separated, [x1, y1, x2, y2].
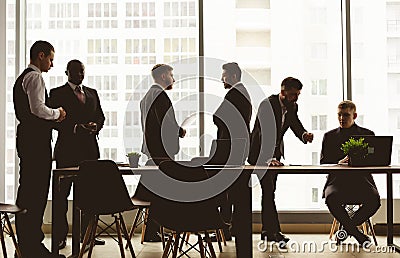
[13, 40, 66, 258]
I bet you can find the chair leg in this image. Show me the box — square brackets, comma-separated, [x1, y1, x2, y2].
[4, 214, 22, 258]
[162, 235, 173, 258]
[197, 234, 206, 258]
[367, 219, 378, 246]
[171, 232, 181, 258]
[141, 208, 150, 244]
[0, 214, 7, 258]
[329, 218, 337, 240]
[114, 215, 126, 258]
[214, 229, 222, 252]
[127, 208, 142, 242]
[79, 216, 96, 258]
[204, 231, 216, 258]
[179, 232, 187, 252]
[160, 226, 166, 249]
[119, 214, 136, 258]
[87, 216, 99, 258]
[219, 229, 227, 246]
[362, 222, 368, 235]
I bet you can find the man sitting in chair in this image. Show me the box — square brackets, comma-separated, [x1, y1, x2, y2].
[320, 100, 381, 245]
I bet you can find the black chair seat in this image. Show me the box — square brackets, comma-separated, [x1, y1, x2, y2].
[0, 204, 26, 214]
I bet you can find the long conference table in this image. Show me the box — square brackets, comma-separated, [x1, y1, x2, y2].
[51, 164, 400, 257]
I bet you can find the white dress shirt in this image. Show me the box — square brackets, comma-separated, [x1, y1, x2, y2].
[22, 64, 60, 120]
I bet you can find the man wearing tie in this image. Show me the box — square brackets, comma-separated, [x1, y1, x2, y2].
[248, 77, 313, 244]
[49, 59, 105, 249]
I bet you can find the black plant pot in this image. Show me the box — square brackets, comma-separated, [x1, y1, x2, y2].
[348, 155, 366, 167]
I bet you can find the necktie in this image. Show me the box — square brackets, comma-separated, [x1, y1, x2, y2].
[75, 86, 86, 104]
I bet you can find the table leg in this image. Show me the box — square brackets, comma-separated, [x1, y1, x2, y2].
[51, 172, 61, 255]
[386, 172, 400, 253]
[72, 181, 80, 256]
[231, 171, 252, 258]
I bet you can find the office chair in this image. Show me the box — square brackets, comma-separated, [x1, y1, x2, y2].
[152, 160, 229, 258]
[76, 160, 136, 258]
[0, 203, 26, 258]
[329, 204, 378, 246]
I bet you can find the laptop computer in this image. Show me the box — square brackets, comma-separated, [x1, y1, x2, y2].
[351, 135, 393, 166]
[191, 138, 248, 167]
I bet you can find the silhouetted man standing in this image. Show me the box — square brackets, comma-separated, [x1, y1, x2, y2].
[13, 40, 66, 258]
[139, 64, 186, 241]
[49, 59, 105, 249]
[248, 77, 313, 245]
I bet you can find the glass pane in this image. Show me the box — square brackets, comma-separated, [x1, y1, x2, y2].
[5, 0, 16, 203]
[25, 0, 199, 169]
[351, 0, 400, 199]
[204, 0, 342, 211]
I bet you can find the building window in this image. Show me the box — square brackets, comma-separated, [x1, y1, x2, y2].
[311, 115, 327, 131]
[311, 79, 327, 95]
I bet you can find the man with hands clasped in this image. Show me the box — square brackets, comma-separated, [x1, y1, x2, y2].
[49, 59, 105, 249]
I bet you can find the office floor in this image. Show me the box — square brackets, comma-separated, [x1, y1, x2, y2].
[2, 234, 400, 257]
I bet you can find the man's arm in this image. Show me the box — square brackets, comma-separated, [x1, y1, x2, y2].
[289, 105, 313, 143]
[24, 72, 63, 121]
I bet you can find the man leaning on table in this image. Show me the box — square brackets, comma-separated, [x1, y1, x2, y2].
[320, 100, 380, 245]
[248, 77, 313, 244]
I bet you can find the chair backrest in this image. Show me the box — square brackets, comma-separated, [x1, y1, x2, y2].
[150, 160, 226, 232]
[76, 160, 134, 215]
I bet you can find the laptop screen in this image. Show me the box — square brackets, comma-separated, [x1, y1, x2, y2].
[351, 135, 393, 166]
[206, 138, 248, 166]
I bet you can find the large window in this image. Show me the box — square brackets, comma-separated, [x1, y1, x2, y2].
[204, 0, 343, 210]
[351, 0, 400, 199]
[5, 0, 16, 203]
[3, 0, 399, 213]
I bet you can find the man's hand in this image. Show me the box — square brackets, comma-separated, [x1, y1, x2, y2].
[82, 122, 98, 133]
[269, 159, 284, 166]
[304, 132, 314, 143]
[179, 128, 186, 138]
[56, 107, 66, 122]
[338, 155, 349, 165]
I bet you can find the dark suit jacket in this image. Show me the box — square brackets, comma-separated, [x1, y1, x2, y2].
[140, 85, 183, 160]
[213, 83, 252, 140]
[211, 83, 252, 164]
[49, 83, 105, 167]
[320, 123, 377, 197]
[248, 94, 307, 165]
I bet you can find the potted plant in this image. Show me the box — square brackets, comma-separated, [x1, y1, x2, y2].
[126, 151, 141, 168]
[341, 137, 369, 166]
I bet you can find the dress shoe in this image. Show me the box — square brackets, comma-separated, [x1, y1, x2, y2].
[144, 234, 162, 242]
[58, 239, 67, 249]
[261, 231, 290, 243]
[348, 230, 371, 247]
[209, 232, 232, 242]
[94, 237, 105, 245]
[18, 243, 66, 258]
[80, 237, 106, 245]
